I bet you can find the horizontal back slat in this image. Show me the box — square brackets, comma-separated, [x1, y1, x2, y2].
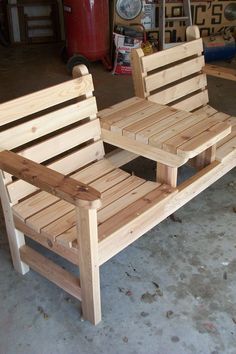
[171, 91, 209, 112]
[7, 140, 104, 204]
[1, 96, 97, 150]
[149, 74, 207, 105]
[145, 56, 205, 92]
[18, 119, 101, 162]
[142, 39, 203, 72]
[0, 75, 94, 126]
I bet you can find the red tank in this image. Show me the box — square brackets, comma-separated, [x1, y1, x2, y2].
[63, 0, 111, 72]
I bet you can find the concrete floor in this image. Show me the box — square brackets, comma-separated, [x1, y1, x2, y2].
[0, 43, 236, 354]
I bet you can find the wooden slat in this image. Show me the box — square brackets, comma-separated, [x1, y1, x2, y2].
[14, 216, 79, 265]
[98, 181, 160, 224]
[149, 112, 206, 148]
[216, 136, 236, 161]
[145, 56, 205, 92]
[122, 107, 177, 139]
[100, 100, 155, 130]
[142, 38, 203, 72]
[72, 159, 115, 184]
[193, 105, 217, 117]
[163, 114, 231, 155]
[13, 191, 59, 221]
[106, 148, 138, 168]
[177, 122, 231, 158]
[99, 158, 233, 264]
[203, 64, 236, 81]
[102, 128, 187, 167]
[7, 141, 105, 204]
[135, 110, 190, 144]
[42, 210, 76, 242]
[171, 90, 209, 112]
[90, 169, 130, 193]
[20, 245, 81, 300]
[0, 97, 97, 150]
[110, 104, 165, 134]
[56, 227, 78, 248]
[217, 129, 236, 148]
[100, 175, 145, 209]
[98, 184, 175, 241]
[18, 119, 101, 162]
[32, 175, 145, 246]
[149, 74, 207, 105]
[55, 226, 77, 248]
[98, 97, 143, 119]
[0, 76, 94, 126]
[131, 48, 147, 98]
[26, 200, 74, 232]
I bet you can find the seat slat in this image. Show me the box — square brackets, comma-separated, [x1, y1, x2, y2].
[145, 56, 205, 92]
[42, 210, 76, 241]
[99, 100, 155, 130]
[72, 159, 115, 184]
[13, 191, 59, 221]
[98, 181, 159, 224]
[122, 107, 177, 139]
[98, 184, 176, 241]
[178, 122, 231, 158]
[134, 110, 190, 144]
[41, 175, 146, 245]
[90, 169, 130, 193]
[26, 200, 74, 232]
[0, 97, 97, 151]
[0, 76, 94, 126]
[101, 175, 145, 207]
[149, 74, 207, 105]
[164, 115, 231, 154]
[54, 179, 161, 247]
[142, 38, 203, 72]
[110, 103, 165, 134]
[98, 97, 143, 119]
[149, 112, 205, 148]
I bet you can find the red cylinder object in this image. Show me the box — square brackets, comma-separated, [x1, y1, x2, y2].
[63, 0, 110, 62]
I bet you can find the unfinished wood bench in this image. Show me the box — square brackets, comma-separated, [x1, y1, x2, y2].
[0, 65, 235, 325]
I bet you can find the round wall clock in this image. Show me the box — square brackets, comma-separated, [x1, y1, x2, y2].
[116, 0, 143, 20]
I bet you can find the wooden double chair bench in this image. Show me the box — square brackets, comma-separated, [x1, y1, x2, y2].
[0, 28, 235, 325]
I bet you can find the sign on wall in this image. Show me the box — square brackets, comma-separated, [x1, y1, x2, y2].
[114, 0, 236, 42]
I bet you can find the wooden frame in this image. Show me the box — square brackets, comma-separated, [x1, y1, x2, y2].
[0, 64, 235, 325]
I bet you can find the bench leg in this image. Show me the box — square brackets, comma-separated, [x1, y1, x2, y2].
[156, 163, 178, 188]
[77, 207, 101, 325]
[0, 172, 29, 274]
[194, 145, 216, 170]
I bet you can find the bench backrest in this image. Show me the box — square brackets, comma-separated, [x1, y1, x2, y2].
[131, 28, 208, 113]
[0, 66, 105, 204]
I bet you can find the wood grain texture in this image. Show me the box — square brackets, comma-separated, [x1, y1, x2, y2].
[0, 75, 94, 126]
[0, 150, 101, 208]
[20, 245, 81, 299]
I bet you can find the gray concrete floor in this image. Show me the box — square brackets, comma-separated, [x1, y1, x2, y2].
[0, 43, 236, 354]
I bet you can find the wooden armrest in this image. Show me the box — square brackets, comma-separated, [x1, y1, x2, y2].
[102, 129, 187, 168]
[0, 150, 101, 209]
[203, 64, 236, 82]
